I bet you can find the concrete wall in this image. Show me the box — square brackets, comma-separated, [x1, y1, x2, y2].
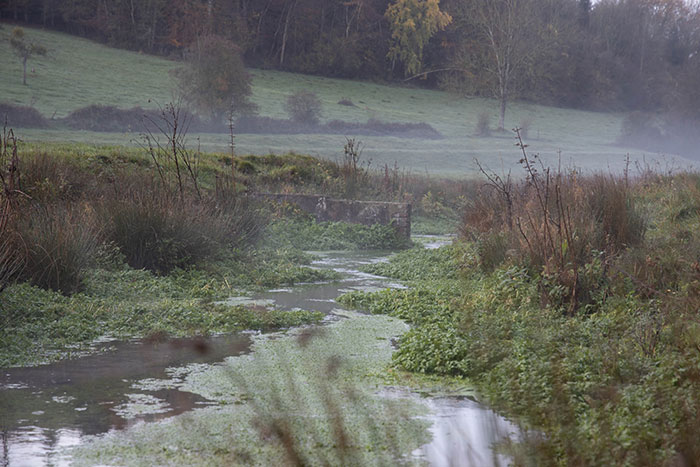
[254, 193, 411, 239]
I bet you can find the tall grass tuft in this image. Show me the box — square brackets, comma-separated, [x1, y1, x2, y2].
[102, 192, 218, 275]
[102, 178, 265, 275]
[16, 204, 99, 294]
[0, 208, 22, 293]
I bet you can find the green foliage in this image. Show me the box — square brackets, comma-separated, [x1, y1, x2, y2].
[336, 173, 700, 464]
[232, 248, 341, 288]
[361, 244, 465, 281]
[338, 280, 466, 375]
[284, 90, 322, 125]
[339, 245, 469, 375]
[0, 259, 326, 367]
[175, 35, 256, 121]
[385, 0, 452, 76]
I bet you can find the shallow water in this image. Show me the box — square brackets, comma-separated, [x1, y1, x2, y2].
[0, 334, 252, 466]
[1, 235, 518, 466]
[411, 393, 519, 466]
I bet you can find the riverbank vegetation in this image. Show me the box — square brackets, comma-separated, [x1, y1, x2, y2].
[1, 125, 456, 367]
[340, 158, 700, 464]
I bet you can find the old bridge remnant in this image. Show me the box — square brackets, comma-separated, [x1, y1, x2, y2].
[255, 193, 411, 239]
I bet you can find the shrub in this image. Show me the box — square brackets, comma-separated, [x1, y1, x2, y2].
[102, 194, 216, 274]
[234, 115, 442, 138]
[15, 205, 99, 294]
[209, 194, 266, 249]
[0, 103, 48, 128]
[102, 183, 264, 275]
[284, 90, 322, 125]
[466, 144, 646, 313]
[63, 105, 212, 133]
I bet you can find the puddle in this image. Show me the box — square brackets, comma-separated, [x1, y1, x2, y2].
[415, 396, 519, 466]
[412, 234, 455, 250]
[247, 250, 407, 315]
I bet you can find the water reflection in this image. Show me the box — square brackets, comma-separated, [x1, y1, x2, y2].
[416, 396, 519, 467]
[0, 334, 251, 466]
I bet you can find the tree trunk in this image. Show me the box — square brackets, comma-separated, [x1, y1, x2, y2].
[498, 92, 507, 130]
[280, 1, 297, 66]
[22, 56, 27, 86]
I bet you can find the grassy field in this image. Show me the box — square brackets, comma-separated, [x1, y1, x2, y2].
[1, 24, 694, 175]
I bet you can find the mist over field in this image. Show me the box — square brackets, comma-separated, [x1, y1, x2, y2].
[2, 0, 699, 175]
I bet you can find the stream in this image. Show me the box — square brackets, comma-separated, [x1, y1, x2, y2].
[0, 235, 518, 466]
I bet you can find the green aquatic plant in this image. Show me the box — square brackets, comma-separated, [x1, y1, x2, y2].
[69, 313, 431, 466]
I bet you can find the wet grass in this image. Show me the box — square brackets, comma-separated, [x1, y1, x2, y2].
[0, 250, 331, 367]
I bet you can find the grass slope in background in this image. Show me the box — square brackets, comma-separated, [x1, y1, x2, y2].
[1, 25, 693, 175]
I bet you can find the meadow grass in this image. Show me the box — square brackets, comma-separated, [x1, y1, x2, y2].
[2, 25, 691, 176]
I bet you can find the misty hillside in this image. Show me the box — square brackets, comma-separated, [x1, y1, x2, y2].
[0, 25, 695, 175]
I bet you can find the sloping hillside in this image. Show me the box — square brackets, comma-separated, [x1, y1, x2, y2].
[1, 25, 688, 175]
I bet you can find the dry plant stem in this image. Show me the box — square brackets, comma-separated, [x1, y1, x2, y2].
[141, 101, 202, 200]
[228, 103, 237, 194]
[474, 158, 513, 229]
[0, 125, 27, 291]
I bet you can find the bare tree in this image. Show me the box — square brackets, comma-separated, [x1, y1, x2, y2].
[469, 0, 538, 130]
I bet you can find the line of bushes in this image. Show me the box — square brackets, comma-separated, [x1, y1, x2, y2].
[0, 102, 442, 139]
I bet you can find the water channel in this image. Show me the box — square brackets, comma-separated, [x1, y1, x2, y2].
[0, 235, 518, 466]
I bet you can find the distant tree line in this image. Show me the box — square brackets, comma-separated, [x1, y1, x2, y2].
[2, 0, 699, 118]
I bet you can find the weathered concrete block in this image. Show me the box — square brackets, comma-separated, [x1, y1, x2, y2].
[253, 193, 411, 239]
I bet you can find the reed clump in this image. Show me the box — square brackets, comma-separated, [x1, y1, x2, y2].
[464, 132, 646, 313]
